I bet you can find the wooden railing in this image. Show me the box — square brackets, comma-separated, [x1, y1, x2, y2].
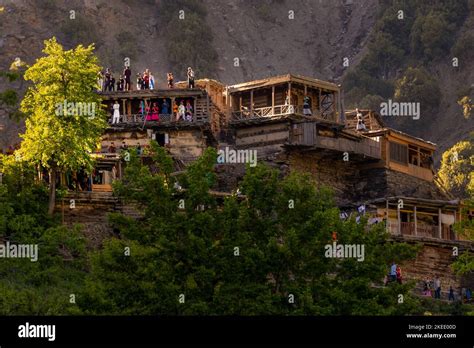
[109, 113, 201, 124]
[231, 104, 335, 121]
[388, 221, 454, 240]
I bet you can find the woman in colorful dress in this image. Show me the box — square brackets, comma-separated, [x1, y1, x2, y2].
[151, 102, 159, 121]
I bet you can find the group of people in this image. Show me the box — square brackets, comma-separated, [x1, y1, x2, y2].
[423, 279, 473, 302]
[107, 141, 143, 156]
[422, 276, 443, 299]
[99, 66, 132, 92]
[385, 261, 403, 285]
[98, 66, 196, 92]
[110, 98, 194, 124]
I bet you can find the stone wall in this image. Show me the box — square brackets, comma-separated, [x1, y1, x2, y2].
[395, 238, 474, 296]
[355, 167, 449, 202]
[286, 150, 360, 206]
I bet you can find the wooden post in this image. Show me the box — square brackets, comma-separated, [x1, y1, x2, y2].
[417, 146, 421, 167]
[250, 90, 254, 115]
[193, 97, 197, 123]
[414, 206, 417, 236]
[272, 85, 275, 115]
[121, 99, 126, 122]
[318, 88, 322, 112]
[386, 199, 389, 233]
[438, 208, 442, 239]
[397, 203, 401, 235]
[304, 84, 307, 96]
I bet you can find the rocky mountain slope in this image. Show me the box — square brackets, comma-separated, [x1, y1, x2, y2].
[0, 0, 472, 162]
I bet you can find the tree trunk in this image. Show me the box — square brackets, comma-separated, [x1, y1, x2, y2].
[48, 168, 57, 215]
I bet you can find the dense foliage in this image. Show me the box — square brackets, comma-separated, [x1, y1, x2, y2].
[78, 144, 421, 315]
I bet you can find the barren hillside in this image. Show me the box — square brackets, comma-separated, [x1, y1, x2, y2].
[0, 0, 473, 161]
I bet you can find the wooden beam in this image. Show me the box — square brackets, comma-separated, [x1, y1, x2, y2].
[250, 90, 253, 114]
[121, 99, 126, 122]
[438, 208, 442, 239]
[318, 88, 322, 112]
[414, 205, 417, 236]
[272, 85, 275, 115]
[397, 204, 401, 235]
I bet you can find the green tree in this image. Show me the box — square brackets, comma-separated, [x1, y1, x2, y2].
[438, 138, 474, 199]
[18, 38, 107, 215]
[394, 67, 441, 111]
[80, 145, 420, 315]
[0, 156, 87, 315]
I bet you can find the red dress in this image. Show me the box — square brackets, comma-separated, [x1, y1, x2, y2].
[151, 105, 159, 121]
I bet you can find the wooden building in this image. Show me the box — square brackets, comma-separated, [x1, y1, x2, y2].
[227, 74, 343, 123]
[91, 84, 226, 191]
[345, 109, 436, 182]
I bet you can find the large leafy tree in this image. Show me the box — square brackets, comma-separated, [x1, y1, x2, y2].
[79, 144, 420, 315]
[18, 37, 106, 215]
[0, 155, 87, 314]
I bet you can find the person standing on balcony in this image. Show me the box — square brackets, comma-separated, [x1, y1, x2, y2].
[167, 72, 174, 88]
[303, 96, 312, 116]
[162, 99, 169, 114]
[151, 102, 159, 121]
[123, 66, 131, 91]
[150, 72, 155, 90]
[356, 108, 367, 131]
[104, 68, 111, 91]
[178, 101, 186, 121]
[97, 71, 104, 92]
[136, 73, 143, 90]
[185, 100, 193, 121]
[173, 100, 179, 121]
[143, 69, 150, 89]
[112, 101, 120, 124]
[187, 67, 195, 88]
[117, 75, 124, 91]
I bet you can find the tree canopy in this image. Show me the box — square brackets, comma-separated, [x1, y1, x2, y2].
[18, 37, 107, 214]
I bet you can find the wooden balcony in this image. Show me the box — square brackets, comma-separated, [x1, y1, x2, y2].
[387, 221, 455, 240]
[108, 113, 200, 126]
[231, 104, 337, 123]
[289, 122, 382, 159]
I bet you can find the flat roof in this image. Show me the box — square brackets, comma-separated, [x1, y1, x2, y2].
[227, 74, 340, 93]
[370, 196, 460, 208]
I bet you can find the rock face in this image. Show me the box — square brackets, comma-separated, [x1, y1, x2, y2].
[355, 167, 449, 202]
[2, 0, 474, 159]
[394, 237, 474, 296]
